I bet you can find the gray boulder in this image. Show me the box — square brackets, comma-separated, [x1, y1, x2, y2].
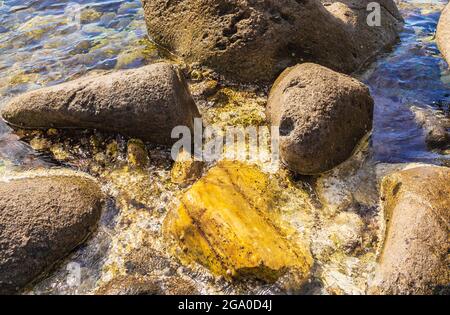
[1, 63, 200, 145]
[0, 172, 103, 294]
[266, 63, 374, 175]
[142, 0, 402, 83]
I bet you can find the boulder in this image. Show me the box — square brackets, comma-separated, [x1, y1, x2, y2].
[1, 63, 200, 145]
[369, 166, 450, 295]
[142, 0, 402, 83]
[164, 161, 313, 287]
[0, 172, 103, 294]
[437, 3, 450, 66]
[266, 63, 374, 175]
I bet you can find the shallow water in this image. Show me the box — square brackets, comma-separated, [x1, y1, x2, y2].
[0, 0, 160, 169]
[363, 0, 450, 164]
[0, 0, 448, 295]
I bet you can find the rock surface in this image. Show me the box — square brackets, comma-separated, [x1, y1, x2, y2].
[411, 106, 450, 151]
[0, 172, 103, 294]
[142, 0, 402, 82]
[1, 63, 200, 145]
[369, 166, 450, 295]
[95, 275, 199, 295]
[170, 149, 204, 186]
[437, 3, 450, 66]
[164, 161, 313, 287]
[266, 63, 374, 175]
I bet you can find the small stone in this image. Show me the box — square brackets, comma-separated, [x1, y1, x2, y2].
[29, 137, 51, 151]
[127, 139, 149, 169]
[80, 8, 102, 24]
[170, 149, 204, 186]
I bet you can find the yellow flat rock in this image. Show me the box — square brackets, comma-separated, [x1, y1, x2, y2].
[164, 161, 312, 285]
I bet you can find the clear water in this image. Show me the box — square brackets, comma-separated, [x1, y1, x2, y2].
[0, 0, 448, 295]
[364, 1, 449, 164]
[0, 0, 160, 169]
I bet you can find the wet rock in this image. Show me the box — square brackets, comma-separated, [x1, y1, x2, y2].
[164, 161, 313, 287]
[314, 212, 365, 260]
[437, 3, 450, 66]
[79, 8, 102, 24]
[142, 0, 401, 83]
[0, 172, 103, 294]
[411, 106, 450, 151]
[1, 63, 200, 145]
[190, 80, 219, 98]
[170, 149, 204, 186]
[369, 166, 450, 295]
[95, 275, 199, 295]
[127, 139, 149, 169]
[266, 63, 374, 175]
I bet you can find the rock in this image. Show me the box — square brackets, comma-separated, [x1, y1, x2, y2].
[127, 139, 149, 169]
[95, 275, 199, 295]
[0, 172, 103, 294]
[266, 63, 374, 175]
[369, 166, 450, 295]
[170, 149, 204, 186]
[164, 161, 313, 287]
[142, 0, 402, 83]
[437, 3, 450, 66]
[79, 8, 102, 24]
[411, 106, 450, 151]
[1, 63, 201, 145]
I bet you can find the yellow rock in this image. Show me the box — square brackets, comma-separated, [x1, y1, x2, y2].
[80, 8, 102, 24]
[30, 137, 51, 151]
[164, 161, 313, 285]
[171, 150, 204, 186]
[127, 139, 148, 168]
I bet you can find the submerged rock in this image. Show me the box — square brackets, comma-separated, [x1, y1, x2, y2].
[127, 139, 149, 169]
[369, 166, 450, 295]
[170, 149, 204, 186]
[1, 63, 200, 145]
[142, 0, 401, 83]
[0, 171, 103, 294]
[266, 63, 374, 175]
[95, 275, 199, 295]
[411, 106, 450, 151]
[164, 161, 313, 288]
[437, 3, 450, 66]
